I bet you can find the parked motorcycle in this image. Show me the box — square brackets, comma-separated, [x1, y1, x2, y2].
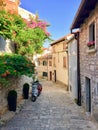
[37, 81, 42, 96]
[31, 81, 38, 102]
[31, 80, 42, 102]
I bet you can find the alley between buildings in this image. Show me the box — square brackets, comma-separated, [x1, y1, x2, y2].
[0, 80, 98, 130]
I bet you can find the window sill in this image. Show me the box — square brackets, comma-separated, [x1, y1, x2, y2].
[86, 48, 97, 53]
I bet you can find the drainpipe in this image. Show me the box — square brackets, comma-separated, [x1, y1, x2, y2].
[71, 30, 81, 106]
[65, 43, 69, 91]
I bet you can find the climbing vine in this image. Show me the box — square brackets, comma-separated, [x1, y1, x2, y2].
[0, 11, 51, 55]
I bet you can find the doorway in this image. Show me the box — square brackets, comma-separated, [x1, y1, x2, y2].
[85, 77, 91, 112]
[50, 71, 52, 80]
[54, 70, 56, 82]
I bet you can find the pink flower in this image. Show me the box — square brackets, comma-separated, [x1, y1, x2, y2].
[87, 41, 95, 47]
[24, 19, 51, 36]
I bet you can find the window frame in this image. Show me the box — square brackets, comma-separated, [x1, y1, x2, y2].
[63, 42, 66, 51]
[63, 56, 67, 68]
[87, 20, 96, 50]
[43, 60, 47, 66]
[53, 57, 56, 67]
[43, 72, 48, 77]
[49, 60, 52, 66]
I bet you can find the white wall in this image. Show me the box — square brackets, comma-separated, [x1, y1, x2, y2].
[68, 38, 78, 99]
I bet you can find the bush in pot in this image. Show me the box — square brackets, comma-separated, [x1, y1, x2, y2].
[22, 83, 29, 99]
[7, 90, 17, 112]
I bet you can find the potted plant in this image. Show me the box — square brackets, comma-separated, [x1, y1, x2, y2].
[22, 83, 29, 99]
[7, 90, 17, 112]
[87, 41, 95, 49]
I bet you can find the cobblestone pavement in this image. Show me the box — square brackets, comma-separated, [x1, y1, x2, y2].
[0, 80, 98, 130]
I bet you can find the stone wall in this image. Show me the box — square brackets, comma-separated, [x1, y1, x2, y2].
[79, 3, 98, 119]
[0, 37, 33, 115]
[0, 76, 32, 115]
[0, 36, 15, 53]
[52, 41, 68, 86]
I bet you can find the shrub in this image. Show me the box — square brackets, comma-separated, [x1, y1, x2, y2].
[0, 54, 35, 87]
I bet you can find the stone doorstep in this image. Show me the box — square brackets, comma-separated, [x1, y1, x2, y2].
[84, 112, 98, 129]
[0, 97, 25, 126]
[92, 114, 98, 128]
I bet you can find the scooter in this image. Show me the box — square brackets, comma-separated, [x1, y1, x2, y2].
[31, 81, 39, 102]
[37, 82, 42, 96]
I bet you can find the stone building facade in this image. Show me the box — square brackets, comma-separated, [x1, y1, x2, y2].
[47, 54, 52, 81]
[37, 55, 48, 79]
[18, 7, 36, 21]
[79, 3, 98, 117]
[34, 47, 52, 80]
[51, 36, 68, 89]
[71, 0, 98, 120]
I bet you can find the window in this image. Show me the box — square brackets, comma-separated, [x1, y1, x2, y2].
[43, 72, 47, 77]
[63, 42, 66, 50]
[43, 61, 47, 66]
[52, 46, 55, 53]
[49, 61, 52, 66]
[70, 85, 72, 92]
[63, 57, 67, 68]
[89, 22, 95, 42]
[87, 22, 95, 49]
[53, 57, 56, 67]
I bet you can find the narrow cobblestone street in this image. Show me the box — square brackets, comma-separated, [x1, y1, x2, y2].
[0, 80, 98, 130]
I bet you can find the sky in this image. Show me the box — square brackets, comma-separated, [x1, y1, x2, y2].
[20, 0, 81, 47]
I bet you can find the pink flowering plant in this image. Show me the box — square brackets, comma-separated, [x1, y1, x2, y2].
[87, 41, 95, 47]
[27, 21, 50, 36]
[25, 13, 50, 37]
[0, 11, 51, 55]
[14, 14, 51, 55]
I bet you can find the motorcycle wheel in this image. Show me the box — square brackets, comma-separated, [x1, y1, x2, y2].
[38, 92, 41, 96]
[32, 96, 37, 102]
